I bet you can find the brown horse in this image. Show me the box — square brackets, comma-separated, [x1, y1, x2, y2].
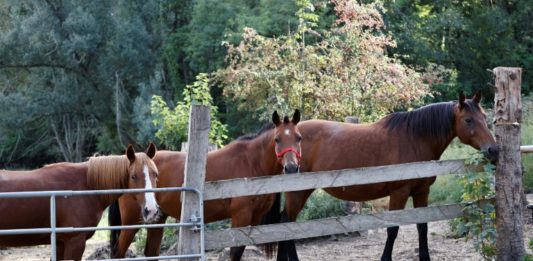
[0, 144, 160, 260]
[109, 110, 302, 260]
[277, 92, 499, 261]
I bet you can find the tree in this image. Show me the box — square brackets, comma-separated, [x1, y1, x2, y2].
[151, 73, 228, 150]
[218, 0, 430, 123]
[0, 0, 162, 164]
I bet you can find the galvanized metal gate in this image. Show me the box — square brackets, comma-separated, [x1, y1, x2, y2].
[0, 187, 205, 261]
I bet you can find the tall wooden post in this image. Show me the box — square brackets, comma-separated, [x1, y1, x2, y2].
[177, 105, 210, 260]
[493, 67, 525, 260]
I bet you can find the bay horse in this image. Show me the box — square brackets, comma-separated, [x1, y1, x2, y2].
[0, 144, 160, 260]
[277, 92, 499, 261]
[109, 110, 302, 260]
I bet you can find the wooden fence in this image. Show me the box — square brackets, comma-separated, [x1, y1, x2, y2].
[176, 67, 526, 259]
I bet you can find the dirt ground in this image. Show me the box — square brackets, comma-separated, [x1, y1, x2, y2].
[2, 218, 532, 261]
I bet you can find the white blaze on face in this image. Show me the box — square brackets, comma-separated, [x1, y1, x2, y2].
[143, 164, 158, 211]
[284, 129, 291, 136]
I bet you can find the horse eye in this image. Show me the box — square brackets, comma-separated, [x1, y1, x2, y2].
[465, 118, 473, 124]
[296, 136, 302, 142]
[275, 137, 280, 143]
[131, 174, 137, 180]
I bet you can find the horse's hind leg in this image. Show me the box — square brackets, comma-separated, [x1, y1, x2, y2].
[381, 190, 409, 261]
[413, 189, 431, 261]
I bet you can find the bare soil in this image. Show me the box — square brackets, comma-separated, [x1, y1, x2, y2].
[2, 219, 532, 261]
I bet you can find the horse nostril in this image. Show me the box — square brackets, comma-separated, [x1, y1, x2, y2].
[488, 146, 500, 156]
[143, 208, 149, 217]
[284, 164, 299, 174]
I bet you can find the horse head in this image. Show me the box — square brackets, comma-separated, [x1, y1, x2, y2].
[125, 143, 162, 223]
[454, 91, 499, 163]
[272, 109, 302, 174]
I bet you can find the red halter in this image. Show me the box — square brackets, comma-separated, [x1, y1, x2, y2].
[276, 147, 301, 159]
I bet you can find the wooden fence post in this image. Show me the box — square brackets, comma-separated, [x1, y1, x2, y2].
[493, 67, 525, 260]
[176, 105, 210, 260]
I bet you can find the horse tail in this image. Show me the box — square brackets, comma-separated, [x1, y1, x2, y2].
[261, 193, 282, 259]
[108, 200, 121, 257]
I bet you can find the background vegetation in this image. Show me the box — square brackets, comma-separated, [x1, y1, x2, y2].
[1, 0, 532, 256]
[0, 0, 531, 167]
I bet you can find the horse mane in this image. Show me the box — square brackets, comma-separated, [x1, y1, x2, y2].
[382, 101, 463, 142]
[236, 123, 275, 141]
[87, 155, 130, 202]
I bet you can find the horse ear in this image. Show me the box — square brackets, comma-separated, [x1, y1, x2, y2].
[458, 91, 466, 109]
[145, 142, 157, 159]
[126, 144, 136, 163]
[292, 109, 300, 125]
[472, 90, 482, 104]
[272, 111, 281, 126]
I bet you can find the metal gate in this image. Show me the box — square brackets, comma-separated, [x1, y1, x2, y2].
[0, 187, 205, 261]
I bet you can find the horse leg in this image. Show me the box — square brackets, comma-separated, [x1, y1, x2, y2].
[61, 234, 86, 261]
[144, 216, 168, 257]
[277, 189, 314, 261]
[229, 199, 257, 261]
[55, 241, 64, 260]
[381, 190, 410, 261]
[413, 190, 431, 261]
[113, 196, 142, 258]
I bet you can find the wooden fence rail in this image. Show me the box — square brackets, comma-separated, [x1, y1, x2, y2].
[205, 200, 491, 249]
[204, 159, 483, 200]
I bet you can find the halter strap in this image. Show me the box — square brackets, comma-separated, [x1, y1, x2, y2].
[276, 147, 301, 159]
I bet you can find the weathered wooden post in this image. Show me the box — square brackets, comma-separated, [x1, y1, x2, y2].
[177, 105, 210, 260]
[493, 67, 525, 260]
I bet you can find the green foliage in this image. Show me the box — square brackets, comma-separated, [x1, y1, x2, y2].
[449, 152, 497, 260]
[151, 73, 228, 149]
[524, 238, 533, 261]
[521, 96, 533, 193]
[383, 0, 533, 100]
[297, 190, 345, 221]
[219, 0, 430, 123]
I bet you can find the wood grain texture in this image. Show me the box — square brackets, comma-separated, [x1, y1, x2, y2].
[205, 201, 491, 249]
[493, 67, 525, 261]
[176, 105, 210, 260]
[203, 160, 481, 200]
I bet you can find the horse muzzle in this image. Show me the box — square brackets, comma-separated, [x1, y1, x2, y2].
[481, 144, 500, 164]
[283, 163, 300, 174]
[142, 206, 163, 224]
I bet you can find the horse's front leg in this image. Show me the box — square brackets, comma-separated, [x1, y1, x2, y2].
[144, 215, 168, 257]
[60, 233, 86, 261]
[413, 188, 431, 261]
[229, 197, 256, 261]
[277, 190, 313, 261]
[381, 189, 410, 261]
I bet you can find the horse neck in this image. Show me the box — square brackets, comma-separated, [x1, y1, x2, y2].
[212, 132, 281, 178]
[393, 124, 456, 160]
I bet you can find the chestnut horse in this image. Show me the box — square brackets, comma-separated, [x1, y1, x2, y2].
[109, 110, 302, 260]
[0, 144, 160, 260]
[277, 92, 499, 261]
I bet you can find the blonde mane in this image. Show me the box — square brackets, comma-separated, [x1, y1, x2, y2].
[87, 155, 130, 202]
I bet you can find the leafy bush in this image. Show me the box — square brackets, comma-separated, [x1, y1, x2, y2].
[297, 190, 346, 221]
[151, 73, 228, 150]
[449, 153, 497, 260]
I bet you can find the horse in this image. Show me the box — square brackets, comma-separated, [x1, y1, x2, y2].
[0, 143, 160, 260]
[277, 92, 499, 261]
[109, 110, 302, 260]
